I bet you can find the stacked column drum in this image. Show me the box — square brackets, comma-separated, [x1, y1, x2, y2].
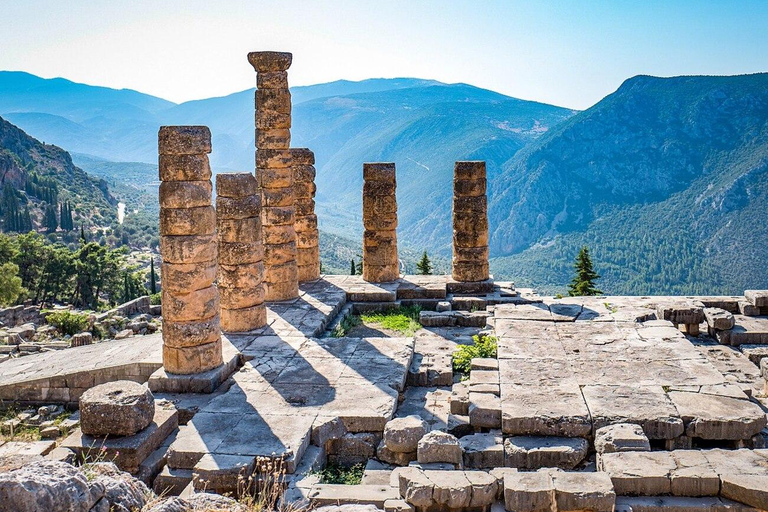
[293, 148, 321, 282]
[216, 173, 266, 331]
[158, 126, 222, 374]
[248, 51, 299, 301]
[452, 161, 490, 282]
[362, 163, 399, 283]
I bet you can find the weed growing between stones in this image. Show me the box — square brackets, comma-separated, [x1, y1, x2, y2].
[332, 314, 361, 337]
[451, 333, 498, 378]
[359, 305, 422, 336]
[238, 456, 304, 512]
[312, 462, 365, 485]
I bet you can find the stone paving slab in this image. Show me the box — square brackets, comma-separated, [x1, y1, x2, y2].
[727, 316, 768, 346]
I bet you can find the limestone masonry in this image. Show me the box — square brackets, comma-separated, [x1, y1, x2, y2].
[3, 50, 768, 512]
[363, 162, 399, 282]
[157, 126, 222, 375]
[215, 172, 266, 332]
[249, 51, 299, 301]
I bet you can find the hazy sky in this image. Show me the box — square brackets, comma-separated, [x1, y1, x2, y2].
[1, 1, 766, 109]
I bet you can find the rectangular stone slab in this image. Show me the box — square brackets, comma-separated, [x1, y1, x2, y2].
[582, 385, 684, 439]
[668, 391, 767, 440]
[501, 383, 592, 437]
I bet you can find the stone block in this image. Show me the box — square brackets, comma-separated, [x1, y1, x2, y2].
[257, 71, 288, 89]
[263, 187, 294, 207]
[384, 415, 428, 453]
[162, 316, 220, 348]
[79, 380, 155, 437]
[308, 484, 399, 508]
[550, 471, 616, 512]
[219, 285, 265, 310]
[216, 195, 261, 220]
[218, 262, 265, 289]
[599, 451, 675, 496]
[159, 181, 212, 209]
[745, 290, 768, 308]
[594, 423, 651, 454]
[504, 471, 555, 512]
[668, 390, 767, 440]
[704, 307, 736, 331]
[454, 161, 486, 180]
[454, 178, 487, 197]
[218, 217, 261, 244]
[158, 126, 211, 155]
[669, 450, 720, 497]
[377, 440, 417, 466]
[162, 340, 222, 375]
[363, 162, 396, 182]
[501, 383, 592, 438]
[219, 242, 264, 266]
[192, 453, 255, 494]
[161, 261, 217, 294]
[450, 381, 469, 415]
[221, 304, 266, 332]
[469, 392, 501, 428]
[160, 206, 216, 236]
[460, 432, 504, 468]
[416, 431, 462, 466]
[256, 89, 292, 114]
[248, 51, 293, 72]
[262, 206, 296, 226]
[159, 154, 211, 182]
[153, 466, 193, 496]
[160, 234, 217, 264]
[720, 474, 768, 510]
[504, 436, 588, 470]
[161, 286, 219, 323]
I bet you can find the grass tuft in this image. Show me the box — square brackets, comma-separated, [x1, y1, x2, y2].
[360, 305, 422, 336]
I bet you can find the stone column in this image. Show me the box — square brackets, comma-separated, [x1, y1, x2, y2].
[158, 126, 222, 374]
[248, 51, 298, 301]
[216, 173, 266, 331]
[293, 148, 320, 282]
[362, 163, 399, 282]
[452, 161, 489, 282]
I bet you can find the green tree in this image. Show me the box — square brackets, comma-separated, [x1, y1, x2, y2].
[0, 262, 25, 305]
[149, 258, 157, 294]
[568, 246, 602, 296]
[43, 204, 58, 232]
[416, 251, 433, 275]
[350, 259, 356, 275]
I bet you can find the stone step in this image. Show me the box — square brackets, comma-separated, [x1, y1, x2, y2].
[153, 466, 193, 496]
[308, 484, 399, 507]
[504, 436, 589, 470]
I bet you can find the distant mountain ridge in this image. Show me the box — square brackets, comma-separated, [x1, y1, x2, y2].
[490, 73, 768, 294]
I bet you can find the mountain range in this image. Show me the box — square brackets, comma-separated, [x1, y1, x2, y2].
[1, 70, 766, 294]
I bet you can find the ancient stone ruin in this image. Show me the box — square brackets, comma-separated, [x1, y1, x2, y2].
[363, 162, 399, 283]
[157, 126, 222, 375]
[249, 51, 300, 302]
[215, 172, 266, 332]
[2, 50, 768, 512]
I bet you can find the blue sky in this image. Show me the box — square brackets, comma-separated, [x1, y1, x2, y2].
[0, 0, 766, 109]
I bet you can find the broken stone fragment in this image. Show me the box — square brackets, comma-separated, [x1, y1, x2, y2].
[594, 423, 651, 454]
[383, 415, 428, 453]
[704, 307, 735, 331]
[79, 380, 154, 437]
[416, 431, 462, 466]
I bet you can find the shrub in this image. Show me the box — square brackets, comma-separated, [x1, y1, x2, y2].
[452, 333, 498, 377]
[149, 292, 161, 305]
[312, 462, 365, 485]
[46, 310, 90, 336]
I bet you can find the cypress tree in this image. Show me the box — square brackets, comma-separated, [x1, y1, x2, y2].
[44, 205, 58, 232]
[80, 225, 86, 243]
[150, 258, 157, 294]
[350, 259, 356, 275]
[416, 251, 433, 275]
[123, 272, 130, 303]
[568, 246, 602, 296]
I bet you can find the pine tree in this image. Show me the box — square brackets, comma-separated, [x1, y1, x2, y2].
[150, 258, 157, 294]
[350, 259, 356, 275]
[568, 246, 602, 296]
[416, 251, 433, 275]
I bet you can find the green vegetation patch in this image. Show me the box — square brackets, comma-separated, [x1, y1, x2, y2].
[332, 314, 361, 338]
[45, 310, 90, 336]
[452, 333, 498, 378]
[360, 305, 422, 336]
[313, 462, 365, 485]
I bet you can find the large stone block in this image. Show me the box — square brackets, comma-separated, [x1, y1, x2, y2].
[216, 172, 259, 198]
[162, 316, 220, 349]
[364, 264, 400, 283]
[264, 279, 299, 302]
[158, 126, 211, 155]
[216, 195, 261, 220]
[668, 390, 767, 439]
[363, 162, 396, 182]
[504, 436, 588, 470]
[163, 340, 222, 375]
[262, 206, 296, 226]
[256, 71, 288, 89]
[263, 188, 294, 207]
[220, 304, 267, 332]
[256, 149, 292, 169]
[161, 261, 216, 294]
[161, 286, 219, 323]
[503, 472, 554, 512]
[294, 164, 316, 183]
[219, 284, 265, 310]
[256, 89, 292, 114]
[256, 128, 290, 149]
[416, 431, 462, 466]
[218, 262, 265, 289]
[452, 260, 489, 282]
[298, 263, 321, 283]
[745, 290, 768, 307]
[550, 471, 616, 512]
[295, 200, 315, 217]
[255, 110, 291, 130]
[217, 217, 261, 244]
[264, 241, 298, 265]
[161, 234, 217, 264]
[259, 167, 293, 188]
[158, 154, 212, 183]
[218, 242, 264, 265]
[454, 178, 487, 197]
[384, 416, 428, 453]
[79, 380, 154, 437]
[599, 451, 676, 495]
[296, 231, 319, 249]
[459, 432, 504, 469]
[159, 181, 212, 209]
[454, 161, 486, 181]
[453, 245, 490, 262]
[453, 195, 487, 213]
[720, 474, 768, 510]
[264, 260, 298, 283]
[248, 51, 293, 72]
[594, 423, 651, 454]
[160, 206, 215, 236]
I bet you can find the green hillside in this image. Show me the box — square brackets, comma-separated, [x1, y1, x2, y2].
[490, 74, 768, 295]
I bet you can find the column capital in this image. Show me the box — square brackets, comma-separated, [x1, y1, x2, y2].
[248, 51, 292, 72]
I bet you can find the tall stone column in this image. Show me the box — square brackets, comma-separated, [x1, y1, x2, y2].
[248, 51, 298, 301]
[293, 148, 320, 282]
[158, 126, 222, 374]
[452, 161, 489, 282]
[362, 163, 399, 282]
[216, 173, 266, 331]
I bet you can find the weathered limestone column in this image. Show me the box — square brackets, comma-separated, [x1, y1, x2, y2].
[293, 148, 320, 282]
[216, 173, 266, 331]
[362, 163, 399, 282]
[248, 51, 298, 301]
[158, 126, 222, 374]
[452, 161, 489, 282]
